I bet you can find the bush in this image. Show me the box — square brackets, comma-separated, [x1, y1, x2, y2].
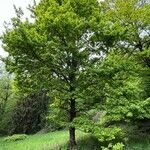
[4, 134, 27, 142]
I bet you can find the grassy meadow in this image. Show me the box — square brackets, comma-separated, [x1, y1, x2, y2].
[0, 130, 150, 150]
[0, 131, 69, 150]
[0, 130, 100, 150]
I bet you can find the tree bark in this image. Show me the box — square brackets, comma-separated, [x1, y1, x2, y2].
[68, 55, 77, 149]
[69, 126, 76, 150]
[69, 99, 76, 150]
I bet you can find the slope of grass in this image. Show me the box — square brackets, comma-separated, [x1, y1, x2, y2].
[1, 130, 150, 150]
[0, 130, 100, 150]
[0, 131, 68, 150]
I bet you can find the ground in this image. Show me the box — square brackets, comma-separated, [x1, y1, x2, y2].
[0, 130, 150, 150]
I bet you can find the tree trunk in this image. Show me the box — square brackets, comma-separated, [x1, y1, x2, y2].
[69, 99, 76, 150]
[69, 127, 76, 150]
[68, 56, 77, 149]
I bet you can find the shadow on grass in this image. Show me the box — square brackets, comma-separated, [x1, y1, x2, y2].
[125, 136, 150, 150]
[51, 135, 101, 150]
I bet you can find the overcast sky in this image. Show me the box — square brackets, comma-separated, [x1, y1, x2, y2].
[0, 0, 40, 58]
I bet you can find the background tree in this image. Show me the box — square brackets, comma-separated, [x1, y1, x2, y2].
[101, 0, 150, 53]
[99, 0, 150, 136]
[10, 90, 50, 134]
[101, 0, 150, 105]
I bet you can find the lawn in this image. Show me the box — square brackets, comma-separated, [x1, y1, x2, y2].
[0, 130, 150, 150]
[0, 130, 100, 150]
[0, 131, 69, 150]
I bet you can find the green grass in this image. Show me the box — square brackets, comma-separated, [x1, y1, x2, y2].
[0, 130, 100, 150]
[0, 131, 69, 150]
[0, 131, 68, 150]
[1, 131, 150, 150]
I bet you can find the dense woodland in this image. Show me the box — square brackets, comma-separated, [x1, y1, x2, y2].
[0, 0, 150, 149]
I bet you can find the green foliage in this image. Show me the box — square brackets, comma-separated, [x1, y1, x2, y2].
[0, 62, 18, 135]
[94, 126, 124, 143]
[0, 97, 18, 135]
[46, 99, 67, 131]
[0, 62, 13, 115]
[97, 53, 146, 122]
[102, 0, 150, 52]
[74, 115, 125, 149]
[102, 142, 124, 150]
[73, 51, 148, 148]
[4, 134, 27, 142]
[1, 0, 150, 148]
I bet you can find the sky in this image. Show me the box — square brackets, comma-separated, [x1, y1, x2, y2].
[0, 0, 105, 58]
[0, 0, 40, 58]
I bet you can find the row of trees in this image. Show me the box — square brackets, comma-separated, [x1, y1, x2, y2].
[1, 0, 150, 149]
